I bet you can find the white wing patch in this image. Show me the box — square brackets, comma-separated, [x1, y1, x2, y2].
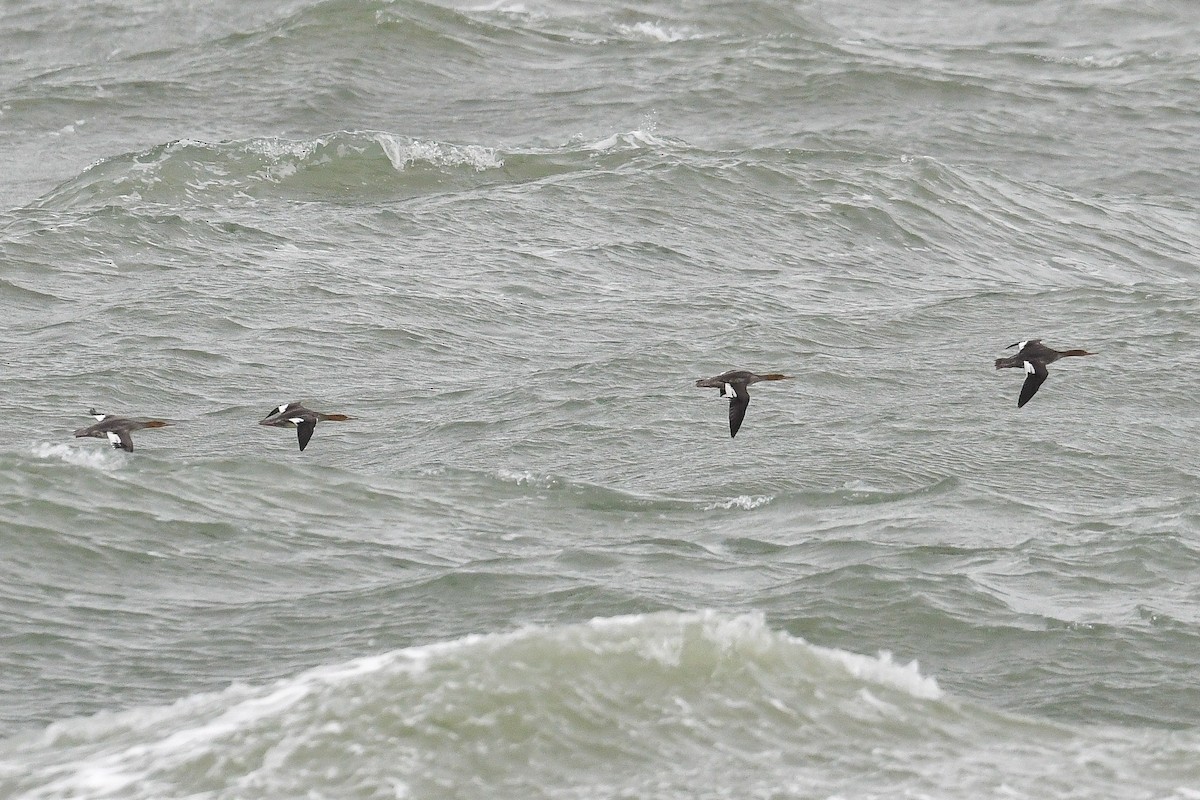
[1023, 361, 1036, 374]
[105, 431, 122, 444]
[723, 382, 737, 398]
[288, 417, 305, 425]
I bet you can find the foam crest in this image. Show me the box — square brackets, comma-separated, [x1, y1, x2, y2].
[30, 443, 121, 471]
[704, 494, 773, 511]
[583, 128, 671, 152]
[617, 21, 701, 43]
[1041, 53, 1129, 69]
[373, 134, 503, 172]
[820, 646, 942, 700]
[469, 0, 532, 13]
[494, 468, 565, 489]
[586, 612, 941, 699]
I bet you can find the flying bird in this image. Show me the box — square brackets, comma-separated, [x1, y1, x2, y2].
[259, 402, 352, 451]
[994, 339, 1095, 408]
[694, 370, 791, 438]
[73, 408, 171, 452]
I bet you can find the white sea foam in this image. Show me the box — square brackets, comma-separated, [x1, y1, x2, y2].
[820, 646, 942, 700]
[1042, 53, 1129, 69]
[704, 495, 773, 511]
[583, 128, 670, 152]
[239, 136, 318, 162]
[495, 468, 563, 489]
[617, 21, 700, 43]
[373, 134, 503, 172]
[468, 0, 537, 17]
[30, 442, 121, 471]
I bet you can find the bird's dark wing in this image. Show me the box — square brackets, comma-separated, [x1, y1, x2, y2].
[114, 429, 134, 451]
[728, 393, 750, 438]
[1017, 361, 1048, 408]
[296, 419, 316, 451]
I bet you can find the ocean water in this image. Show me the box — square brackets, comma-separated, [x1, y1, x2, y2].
[2, 0, 1200, 797]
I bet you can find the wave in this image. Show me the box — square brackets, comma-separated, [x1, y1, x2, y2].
[33, 125, 1187, 293]
[733, 149, 1197, 287]
[0, 612, 933, 798]
[485, 467, 954, 515]
[3, 610, 1196, 800]
[31, 132, 505, 210]
[24, 125, 700, 213]
[269, 0, 776, 51]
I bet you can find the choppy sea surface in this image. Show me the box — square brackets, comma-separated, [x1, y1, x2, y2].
[2, 1, 1200, 797]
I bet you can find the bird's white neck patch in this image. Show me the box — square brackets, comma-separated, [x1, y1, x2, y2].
[1018, 340, 1029, 351]
[277, 404, 289, 414]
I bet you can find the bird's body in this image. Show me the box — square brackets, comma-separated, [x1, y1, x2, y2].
[73, 408, 171, 452]
[259, 402, 351, 451]
[994, 339, 1095, 407]
[694, 370, 791, 438]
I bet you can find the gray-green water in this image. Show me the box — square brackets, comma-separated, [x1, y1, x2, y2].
[3, 1, 1200, 797]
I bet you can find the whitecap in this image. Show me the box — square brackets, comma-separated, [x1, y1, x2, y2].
[467, 0, 537, 17]
[373, 134, 503, 172]
[823, 647, 942, 701]
[617, 21, 699, 43]
[1042, 53, 1128, 69]
[30, 442, 121, 471]
[704, 495, 773, 511]
[583, 128, 670, 152]
[495, 468, 563, 489]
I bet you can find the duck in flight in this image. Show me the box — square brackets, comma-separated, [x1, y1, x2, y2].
[259, 402, 352, 451]
[994, 339, 1095, 408]
[74, 408, 171, 452]
[695, 370, 791, 438]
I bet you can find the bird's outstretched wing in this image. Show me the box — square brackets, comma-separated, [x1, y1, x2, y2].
[296, 419, 316, 451]
[728, 393, 750, 438]
[1017, 361, 1048, 408]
